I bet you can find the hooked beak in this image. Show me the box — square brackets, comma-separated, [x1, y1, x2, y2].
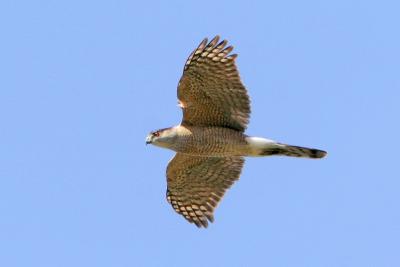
[145, 135, 152, 145]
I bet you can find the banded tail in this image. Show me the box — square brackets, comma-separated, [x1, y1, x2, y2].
[246, 137, 327, 159]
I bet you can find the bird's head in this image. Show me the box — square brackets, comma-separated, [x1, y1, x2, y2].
[146, 127, 178, 148]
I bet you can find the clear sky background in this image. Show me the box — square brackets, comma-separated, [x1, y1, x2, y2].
[1, 0, 399, 266]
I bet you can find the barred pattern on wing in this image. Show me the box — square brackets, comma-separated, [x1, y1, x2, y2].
[166, 153, 244, 228]
[178, 36, 251, 132]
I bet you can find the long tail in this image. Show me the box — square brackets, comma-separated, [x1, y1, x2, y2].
[246, 137, 327, 159]
[261, 143, 327, 158]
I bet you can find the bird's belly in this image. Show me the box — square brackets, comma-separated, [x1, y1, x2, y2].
[174, 126, 249, 157]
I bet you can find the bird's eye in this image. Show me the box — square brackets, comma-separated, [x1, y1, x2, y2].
[153, 132, 160, 137]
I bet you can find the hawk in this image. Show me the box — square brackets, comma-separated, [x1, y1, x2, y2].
[146, 36, 327, 228]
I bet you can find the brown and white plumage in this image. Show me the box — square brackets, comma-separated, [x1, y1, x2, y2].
[166, 154, 244, 228]
[178, 36, 250, 131]
[146, 36, 327, 228]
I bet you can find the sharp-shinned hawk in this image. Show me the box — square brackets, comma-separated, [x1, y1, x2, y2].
[146, 36, 327, 228]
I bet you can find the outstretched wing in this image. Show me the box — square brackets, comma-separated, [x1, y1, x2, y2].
[177, 36, 251, 132]
[166, 153, 244, 228]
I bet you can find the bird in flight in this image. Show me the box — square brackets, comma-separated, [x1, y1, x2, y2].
[146, 36, 327, 228]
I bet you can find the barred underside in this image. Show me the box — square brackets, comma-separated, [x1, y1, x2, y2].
[178, 36, 251, 132]
[166, 153, 244, 228]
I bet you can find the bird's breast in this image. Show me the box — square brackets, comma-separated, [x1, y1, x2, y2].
[173, 126, 248, 157]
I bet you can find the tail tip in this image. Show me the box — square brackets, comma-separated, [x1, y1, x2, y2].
[311, 149, 327, 159]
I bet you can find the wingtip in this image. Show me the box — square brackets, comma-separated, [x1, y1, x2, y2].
[211, 35, 220, 42]
[209, 35, 220, 47]
[228, 53, 238, 60]
[193, 218, 209, 228]
[199, 38, 208, 48]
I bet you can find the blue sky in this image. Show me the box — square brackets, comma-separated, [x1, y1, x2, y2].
[1, 0, 399, 266]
